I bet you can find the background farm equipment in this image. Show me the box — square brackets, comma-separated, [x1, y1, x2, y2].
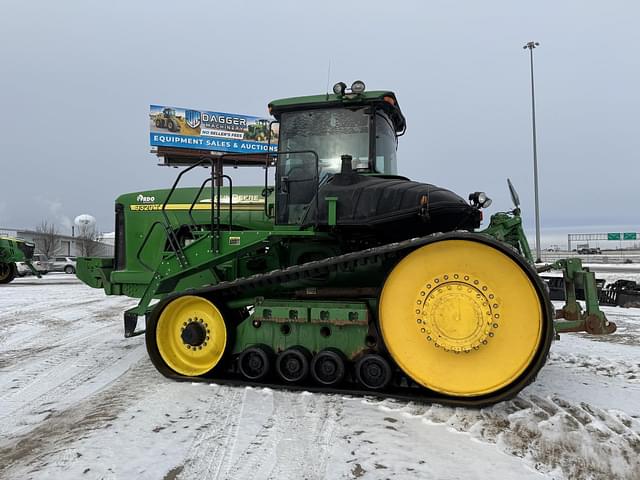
[0, 236, 39, 283]
[599, 279, 640, 308]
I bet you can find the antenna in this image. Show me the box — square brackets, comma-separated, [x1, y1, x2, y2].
[325, 59, 331, 100]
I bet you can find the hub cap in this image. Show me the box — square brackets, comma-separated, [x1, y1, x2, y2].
[417, 275, 499, 353]
[181, 321, 207, 347]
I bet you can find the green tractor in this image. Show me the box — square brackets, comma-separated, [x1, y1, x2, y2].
[0, 236, 39, 284]
[245, 119, 271, 142]
[77, 81, 614, 406]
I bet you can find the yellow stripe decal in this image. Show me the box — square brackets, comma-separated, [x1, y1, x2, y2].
[130, 203, 264, 212]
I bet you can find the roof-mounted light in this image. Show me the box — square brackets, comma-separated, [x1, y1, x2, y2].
[351, 80, 366, 94]
[333, 82, 347, 96]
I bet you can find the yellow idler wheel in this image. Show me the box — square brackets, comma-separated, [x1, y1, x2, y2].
[155, 295, 227, 376]
[379, 239, 545, 397]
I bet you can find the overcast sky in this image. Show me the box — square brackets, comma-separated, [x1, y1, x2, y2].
[1, 0, 638, 239]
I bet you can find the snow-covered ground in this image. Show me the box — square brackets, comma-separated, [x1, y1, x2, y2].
[0, 274, 638, 480]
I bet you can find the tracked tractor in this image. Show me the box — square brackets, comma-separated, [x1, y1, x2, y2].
[0, 236, 39, 283]
[77, 81, 615, 406]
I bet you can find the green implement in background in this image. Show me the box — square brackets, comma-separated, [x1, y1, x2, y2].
[0, 236, 39, 284]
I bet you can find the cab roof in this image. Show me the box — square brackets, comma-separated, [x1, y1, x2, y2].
[268, 90, 406, 133]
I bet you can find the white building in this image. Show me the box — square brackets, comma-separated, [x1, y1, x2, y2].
[0, 227, 114, 257]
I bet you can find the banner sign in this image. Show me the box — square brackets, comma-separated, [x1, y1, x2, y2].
[149, 105, 278, 154]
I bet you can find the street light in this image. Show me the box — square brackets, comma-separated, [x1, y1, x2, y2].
[523, 41, 542, 263]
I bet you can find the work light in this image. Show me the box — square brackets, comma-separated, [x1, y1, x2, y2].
[351, 80, 366, 94]
[333, 82, 347, 95]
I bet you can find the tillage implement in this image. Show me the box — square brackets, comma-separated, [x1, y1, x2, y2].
[77, 82, 615, 406]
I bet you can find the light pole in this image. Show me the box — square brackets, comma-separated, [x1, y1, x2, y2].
[523, 41, 542, 263]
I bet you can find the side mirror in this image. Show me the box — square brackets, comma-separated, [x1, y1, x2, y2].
[507, 178, 520, 208]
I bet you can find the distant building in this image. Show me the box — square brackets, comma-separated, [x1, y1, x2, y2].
[99, 232, 115, 246]
[0, 227, 114, 257]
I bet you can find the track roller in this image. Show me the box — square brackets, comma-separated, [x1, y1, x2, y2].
[276, 346, 311, 383]
[238, 344, 273, 381]
[355, 353, 392, 390]
[310, 348, 347, 387]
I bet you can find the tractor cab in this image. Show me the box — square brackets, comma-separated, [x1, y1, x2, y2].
[163, 108, 176, 118]
[268, 82, 407, 225]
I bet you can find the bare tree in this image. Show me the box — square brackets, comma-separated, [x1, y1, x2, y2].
[77, 224, 102, 257]
[35, 220, 59, 258]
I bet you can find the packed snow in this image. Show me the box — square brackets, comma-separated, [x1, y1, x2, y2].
[0, 274, 638, 480]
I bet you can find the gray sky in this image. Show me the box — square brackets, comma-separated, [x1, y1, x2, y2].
[1, 0, 638, 237]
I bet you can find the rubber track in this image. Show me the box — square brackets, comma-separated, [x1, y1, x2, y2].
[149, 232, 555, 408]
[165, 234, 431, 302]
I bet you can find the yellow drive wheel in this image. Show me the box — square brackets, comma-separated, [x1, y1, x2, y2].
[155, 295, 227, 376]
[379, 238, 547, 397]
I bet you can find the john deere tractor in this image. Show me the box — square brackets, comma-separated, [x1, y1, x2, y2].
[0, 236, 39, 283]
[77, 81, 614, 406]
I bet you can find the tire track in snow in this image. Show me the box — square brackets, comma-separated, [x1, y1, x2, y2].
[0, 361, 157, 480]
[217, 391, 339, 480]
[176, 386, 245, 480]
[0, 297, 144, 438]
[0, 297, 132, 400]
[0, 340, 146, 438]
[265, 394, 338, 480]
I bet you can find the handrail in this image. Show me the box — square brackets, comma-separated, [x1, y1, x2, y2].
[222, 174, 233, 231]
[188, 177, 213, 230]
[136, 149, 319, 274]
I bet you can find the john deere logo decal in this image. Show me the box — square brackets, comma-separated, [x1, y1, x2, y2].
[185, 110, 201, 129]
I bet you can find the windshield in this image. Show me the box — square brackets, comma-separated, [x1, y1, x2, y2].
[279, 107, 370, 183]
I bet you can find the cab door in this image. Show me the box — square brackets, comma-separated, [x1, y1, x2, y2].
[276, 154, 317, 224]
